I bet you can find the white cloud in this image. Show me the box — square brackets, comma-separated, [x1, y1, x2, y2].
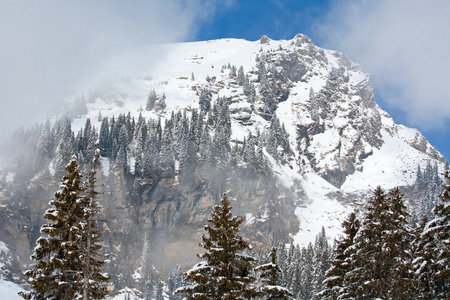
[315, 0, 450, 130]
[0, 0, 228, 145]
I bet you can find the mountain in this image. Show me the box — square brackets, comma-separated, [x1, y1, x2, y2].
[0, 34, 446, 293]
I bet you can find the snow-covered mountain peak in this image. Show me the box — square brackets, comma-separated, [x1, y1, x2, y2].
[1, 34, 446, 271]
[70, 34, 445, 192]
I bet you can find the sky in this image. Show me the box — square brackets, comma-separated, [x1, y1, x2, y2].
[1, 0, 449, 160]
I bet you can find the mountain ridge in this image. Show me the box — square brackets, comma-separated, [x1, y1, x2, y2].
[0, 33, 446, 291]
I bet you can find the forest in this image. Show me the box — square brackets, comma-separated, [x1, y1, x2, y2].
[18, 147, 450, 299]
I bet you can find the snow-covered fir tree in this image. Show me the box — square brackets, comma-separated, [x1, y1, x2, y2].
[179, 194, 257, 299]
[343, 187, 416, 298]
[153, 280, 164, 300]
[413, 171, 450, 298]
[167, 265, 184, 300]
[22, 156, 109, 299]
[255, 247, 292, 299]
[237, 65, 245, 86]
[146, 89, 157, 111]
[321, 212, 360, 299]
[78, 149, 110, 299]
[199, 87, 212, 112]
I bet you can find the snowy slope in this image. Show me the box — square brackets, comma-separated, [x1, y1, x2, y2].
[0, 280, 23, 300]
[62, 34, 446, 247]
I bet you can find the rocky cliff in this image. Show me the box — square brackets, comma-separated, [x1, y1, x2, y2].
[0, 34, 446, 290]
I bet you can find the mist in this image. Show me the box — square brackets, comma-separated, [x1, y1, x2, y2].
[314, 0, 450, 131]
[0, 0, 230, 154]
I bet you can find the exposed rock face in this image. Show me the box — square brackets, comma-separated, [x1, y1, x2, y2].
[0, 33, 446, 292]
[237, 34, 387, 187]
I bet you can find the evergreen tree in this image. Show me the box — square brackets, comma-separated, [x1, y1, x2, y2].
[168, 265, 184, 300]
[237, 66, 245, 86]
[412, 215, 434, 298]
[179, 194, 257, 299]
[35, 120, 54, 168]
[79, 149, 110, 299]
[159, 124, 175, 177]
[82, 118, 98, 165]
[146, 89, 157, 111]
[115, 125, 128, 171]
[255, 247, 292, 299]
[265, 130, 278, 160]
[386, 188, 417, 298]
[321, 212, 360, 299]
[143, 126, 161, 177]
[285, 242, 299, 291]
[153, 280, 164, 300]
[243, 75, 255, 104]
[53, 118, 75, 176]
[344, 187, 415, 298]
[155, 93, 167, 111]
[312, 227, 331, 298]
[415, 171, 450, 298]
[229, 65, 237, 77]
[199, 87, 212, 112]
[23, 157, 86, 299]
[297, 243, 315, 299]
[198, 126, 212, 163]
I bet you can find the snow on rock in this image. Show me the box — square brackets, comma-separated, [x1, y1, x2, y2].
[43, 34, 446, 249]
[341, 116, 437, 192]
[293, 173, 348, 247]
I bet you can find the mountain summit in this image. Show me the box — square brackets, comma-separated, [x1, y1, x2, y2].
[0, 34, 446, 291]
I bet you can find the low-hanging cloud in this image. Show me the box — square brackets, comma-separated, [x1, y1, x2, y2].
[0, 0, 232, 149]
[314, 0, 450, 131]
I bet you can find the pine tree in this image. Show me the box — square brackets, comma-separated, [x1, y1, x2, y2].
[155, 93, 167, 111]
[53, 118, 75, 176]
[297, 243, 315, 299]
[146, 89, 157, 111]
[237, 66, 245, 86]
[179, 194, 257, 299]
[415, 171, 450, 298]
[168, 265, 184, 300]
[115, 125, 128, 171]
[343, 187, 415, 298]
[23, 157, 86, 299]
[153, 280, 164, 300]
[22, 154, 109, 299]
[243, 75, 255, 103]
[35, 120, 55, 168]
[412, 215, 434, 298]
[386, 188, 417, 298]
[255, 247, 292, 299]
[312, 227, 331, 298]
[321, 212, 360, 299]
[79, 149, 110, 299]
[199, 87, 212, 112]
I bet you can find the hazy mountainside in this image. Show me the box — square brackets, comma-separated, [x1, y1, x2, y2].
[0, 34, 446, 292]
